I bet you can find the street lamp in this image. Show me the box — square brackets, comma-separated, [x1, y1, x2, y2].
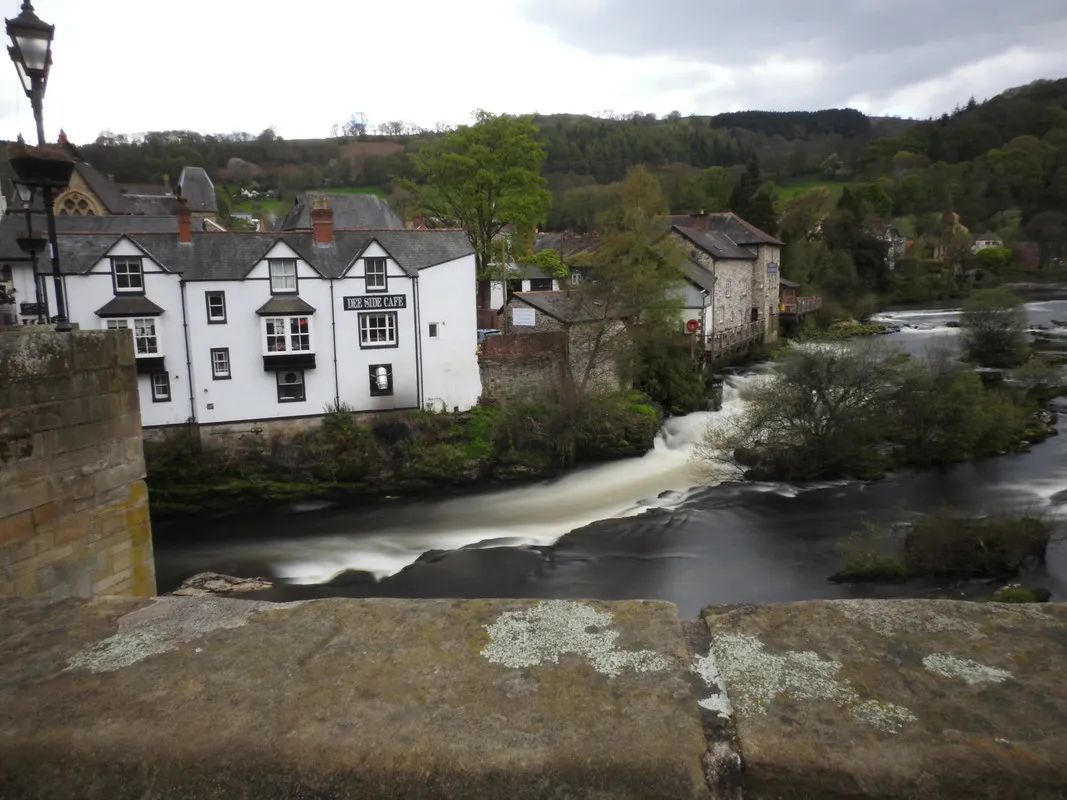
[6, 1, 69, 331]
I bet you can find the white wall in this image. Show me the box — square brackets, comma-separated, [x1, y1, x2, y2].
[47, 239, 193, 427]
[334, 241, 419, 412]
[186, 240, 335, 425]
[419, 253, 481, 411]
[488, 277, 560, 312]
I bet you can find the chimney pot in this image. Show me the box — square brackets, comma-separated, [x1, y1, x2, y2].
[311, 196, 334, 245]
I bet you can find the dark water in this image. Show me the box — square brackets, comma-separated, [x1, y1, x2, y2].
[154, 292, 1067, 618]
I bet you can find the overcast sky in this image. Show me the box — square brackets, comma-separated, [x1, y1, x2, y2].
[2, 0, 1067, 143]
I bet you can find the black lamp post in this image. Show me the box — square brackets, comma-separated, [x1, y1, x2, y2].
[13, 181, 47, 323]
[6, 1, 70, 331]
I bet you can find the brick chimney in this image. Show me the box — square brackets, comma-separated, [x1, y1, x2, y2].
[177, 196, 192, 244]
[311, 196, 334, 245]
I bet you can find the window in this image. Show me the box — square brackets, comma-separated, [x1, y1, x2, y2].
[107, 318, 160, 355]
[369, 364, 393, 396]
[276, 370, 305, 403]
[529, 278, 553, 292]
[269, 259, 297, 294]
[210, 347, 231, 380]
[205, 291, 227, 323]
[112, 258, 144, 293]
[151, 373, 171, 402]
[508, 279, 523, 294]
[428, 323, 439, 339]
[365, 257, 387, 292]
[359, 312, 397, 348]
[263, 316, 312, 353]
[133, 318, 160, 355]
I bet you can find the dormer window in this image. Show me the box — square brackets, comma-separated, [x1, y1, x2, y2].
[112, 257, 144, 294]
[269, 259, 297, 294]
[365, 257, 387, 292]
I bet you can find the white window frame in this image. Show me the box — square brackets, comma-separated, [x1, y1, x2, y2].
[268, 259, 298, 294]
[105, 317, 161, 357]
[150, 373, 171, 402]
[112, 257, 144, 293]
[365, 257, 388, 292]
[262, 316, 313, 355]
[359, 312, 398, 348]
[205, 290, 227, 323]
[210, 347, 231, 380]
[276, 370, 306, 403]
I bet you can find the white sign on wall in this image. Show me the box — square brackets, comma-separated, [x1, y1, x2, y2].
[512, 307, 536, 326]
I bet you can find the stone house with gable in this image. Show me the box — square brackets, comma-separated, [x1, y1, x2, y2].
[667, 212, 783, 353]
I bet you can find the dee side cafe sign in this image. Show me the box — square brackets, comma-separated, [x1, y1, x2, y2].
[343, 295, 407, 311]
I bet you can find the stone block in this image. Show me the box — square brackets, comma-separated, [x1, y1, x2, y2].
[70, 332, 119, 372]
[34, 561, 70, 593]
[53, 515, 90, 546]
[0, 331, 73, 381]
[89, 393, 121, 423]
[93, 462, 146, 496]
[0, 512, 34, 548]
[118, 389, 139, 415]
[0, 476, 51, 519]
[0, 433, 37, 467]
[92, 567, 133, 594]
[29, 375, 75, 404]
[31, 503, 56, 529]
[0, 380, 34, 410]
[115, 335, 136, 367]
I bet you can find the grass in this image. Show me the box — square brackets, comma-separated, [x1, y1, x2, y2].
[232, 199, 289, 216]
[322, 185, 387, 197]
[777, 178, 850, 201]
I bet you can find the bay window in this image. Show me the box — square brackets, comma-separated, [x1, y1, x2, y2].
[105, 318, 161, 356]
[262, 316, 312, 354]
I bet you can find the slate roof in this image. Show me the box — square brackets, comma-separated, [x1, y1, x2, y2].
[669, 212, 784, 246]
[778, 277, 800, 288]
[0, 215, 179, 263]
[672, 226, 757, 260]
[679, 260, 717, 293]
[257, 296, 317, 316]
[125, 195, 183, 216]
[2, 228, 474, 280]
[533, 232, 603, 257]
[73, 161, 131, 214]
[278, 193, 404, 231]
[512, 291, 626, 324]
[177, 167, 218, 213]
[513, 261, 552, 281]
[95, 296, 165, 317]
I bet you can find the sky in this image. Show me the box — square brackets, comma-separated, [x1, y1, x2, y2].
[2, 0, 1067, 143]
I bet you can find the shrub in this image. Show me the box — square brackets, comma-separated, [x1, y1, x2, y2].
[904, 512, 1053, 579]
[989, 584, 1042, 603]
[829, 525, 909, 584]
[960, 287, 1028, 368]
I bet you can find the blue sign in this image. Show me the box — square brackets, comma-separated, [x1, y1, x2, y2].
[767, 262, 779, 273]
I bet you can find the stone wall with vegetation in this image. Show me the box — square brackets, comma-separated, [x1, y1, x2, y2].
[0, 328, 155, 598]
[146, 393, 662, 519]
[479, 332, 567, 403]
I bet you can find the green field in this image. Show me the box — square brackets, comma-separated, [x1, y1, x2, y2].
[229, 185, 387, 217]
[777, 179, 850, 201]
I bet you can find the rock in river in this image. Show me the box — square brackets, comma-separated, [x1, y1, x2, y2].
[170, 572, 274, 596]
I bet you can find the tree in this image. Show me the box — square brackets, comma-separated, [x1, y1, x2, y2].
[405, 111, 552, 278]
[562, 166, 686, 403]
[696, 340, 901, 481]
[975, 245, 1013, 274]
[960, 287, 1028, 368]
[729, 157, 778, 235]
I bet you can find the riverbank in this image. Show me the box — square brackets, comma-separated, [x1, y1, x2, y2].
[146, 391, 663, 520]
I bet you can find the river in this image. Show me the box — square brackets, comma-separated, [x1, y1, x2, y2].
[154, 290, 1067, 618]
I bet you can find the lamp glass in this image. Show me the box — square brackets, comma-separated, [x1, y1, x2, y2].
[11, 31, 48, 72]
[14, 182, 34, 205]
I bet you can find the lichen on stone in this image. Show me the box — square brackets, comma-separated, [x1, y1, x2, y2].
[922, 653, 1013, 685]
[692, 650, 734, 718]
[710, 632, 916, 732]
[65, 596, 294, 674]
[480, 600, 672, 677]
[834, 599, 982, 638]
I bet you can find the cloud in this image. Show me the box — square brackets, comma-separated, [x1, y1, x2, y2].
[518, 0, 1067, 116]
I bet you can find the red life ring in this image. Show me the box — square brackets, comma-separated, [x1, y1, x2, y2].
[686, 319, 700, 333]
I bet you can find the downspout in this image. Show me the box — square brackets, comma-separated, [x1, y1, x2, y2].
[329, 278, 339, 405]
[179, 279, 197, 425]
[413, 274, 424, 410]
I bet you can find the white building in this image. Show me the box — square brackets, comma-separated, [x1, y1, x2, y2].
[0, 200, 481, 430]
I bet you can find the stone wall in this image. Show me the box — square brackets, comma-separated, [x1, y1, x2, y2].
[0, 328, 155, 598]
[479, 332, 566, 402]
